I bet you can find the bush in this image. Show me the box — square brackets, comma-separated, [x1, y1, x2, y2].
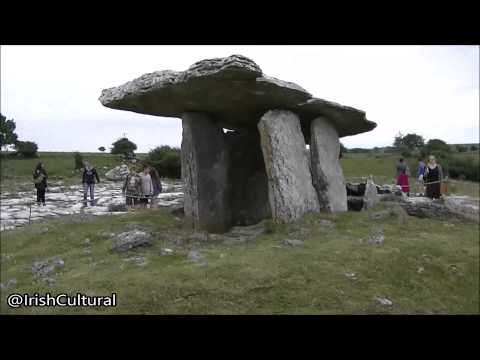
[456, 145, 467, 153]
[442, 156, 479, 182]
[147, 145, 181, 179]
[73, 152, 84, 170]
[400, 146, 412, 158]
[14, 141, 38, 158]
[111, 137, 137, 158]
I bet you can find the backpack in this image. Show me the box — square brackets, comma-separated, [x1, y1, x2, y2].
[85, 169, 95, 183]
[126, 175, 140, 194]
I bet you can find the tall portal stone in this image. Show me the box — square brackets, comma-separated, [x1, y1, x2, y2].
[310, 117, 348, 212]
[258, 110, 320, 223]
[181, 112, 231, 233]
[226, 130, 271, 225]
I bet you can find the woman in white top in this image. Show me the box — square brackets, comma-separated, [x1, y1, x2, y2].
[139, 167, 154, 208]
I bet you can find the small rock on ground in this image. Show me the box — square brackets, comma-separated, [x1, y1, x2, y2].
[187, 250, 202, 262]
[282, 239, 304, 247]
[0, 278, 17, 290]
[368, 227, 385, 245]
[344, 272, 357, 280]
[112, 230, 152, 252]
[160, 248, 174, 256]
[375, 296, 393, 306]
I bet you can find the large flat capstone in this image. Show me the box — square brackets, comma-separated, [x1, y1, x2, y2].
[99, 54, 376, 138]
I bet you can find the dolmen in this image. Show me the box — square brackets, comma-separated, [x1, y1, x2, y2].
[99, 55, 376, 233]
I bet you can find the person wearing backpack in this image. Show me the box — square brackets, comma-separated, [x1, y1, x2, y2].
[33, 162, 48, 206]
[123, 170, 142, 209]
[82, 161, 100, 205]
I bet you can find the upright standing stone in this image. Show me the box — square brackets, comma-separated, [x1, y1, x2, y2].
[226, 130, 271, 226]
[258, 110, 320, 223]
[363, 178, 379, 210]
[181, 112, 231, 233]
[310, 117, 348, 212]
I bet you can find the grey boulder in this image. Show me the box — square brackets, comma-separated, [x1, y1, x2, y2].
[112, 230, 153, 252]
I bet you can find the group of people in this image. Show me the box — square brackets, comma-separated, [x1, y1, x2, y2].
[395, 155, 444, 199]
[122, 165, 162, 209]
[33, 161, 162, 209]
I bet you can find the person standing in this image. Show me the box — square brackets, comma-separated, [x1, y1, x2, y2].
[82, 161, 100, 205]
[417, 158, 426, 195]
[123, 170, 142, 209]
[149, 166, 162, 209]
[33, 162, 48, 206]
[424, 155, 443, 199]
[395, 158, 410, 196]
[139, 166, 154, 209]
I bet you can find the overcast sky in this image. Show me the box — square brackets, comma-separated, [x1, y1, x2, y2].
[1, 45, 478, 153]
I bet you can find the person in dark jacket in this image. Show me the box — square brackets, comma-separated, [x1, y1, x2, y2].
[424, 155, 443, 199]
[82, 161, 100, 205]
[33, 162, 48, 206]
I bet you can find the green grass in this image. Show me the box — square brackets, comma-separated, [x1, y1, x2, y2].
[1, 205, 478, 314]
[0, 152, 147, 192]
[1, 150, 478, 314]
[340, 152, 479, 198]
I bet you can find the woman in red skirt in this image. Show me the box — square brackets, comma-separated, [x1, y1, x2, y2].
[395, 158, 410, 196]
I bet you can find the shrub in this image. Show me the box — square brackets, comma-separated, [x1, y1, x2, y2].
[147, 145, 181, 179]
[400, 146, 412, 158]
[14, 141, 38, 158]
[442, 156, 479, 182]
[111, 137, 137, 158]
[73, 152, 84, 170]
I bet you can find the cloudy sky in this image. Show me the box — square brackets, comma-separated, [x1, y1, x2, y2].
[1, 45, 478, 153]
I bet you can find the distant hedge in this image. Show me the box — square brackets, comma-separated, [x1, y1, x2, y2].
[14, 141, 38, 158]
[147, 145, 181, 179]
[442, 156, 479, 182]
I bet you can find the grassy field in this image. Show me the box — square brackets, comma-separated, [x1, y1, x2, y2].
[1, 204, 478, 314]
[1, 151, 478, 314]
[1, 151, 478, 196]
[341, 152, 479, 198]
[0, 152, 147, 192]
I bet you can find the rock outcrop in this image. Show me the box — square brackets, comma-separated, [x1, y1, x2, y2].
[401, 196, 479, 222]
[105, 164, 130, 181]
[443, 195, 479, 223]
